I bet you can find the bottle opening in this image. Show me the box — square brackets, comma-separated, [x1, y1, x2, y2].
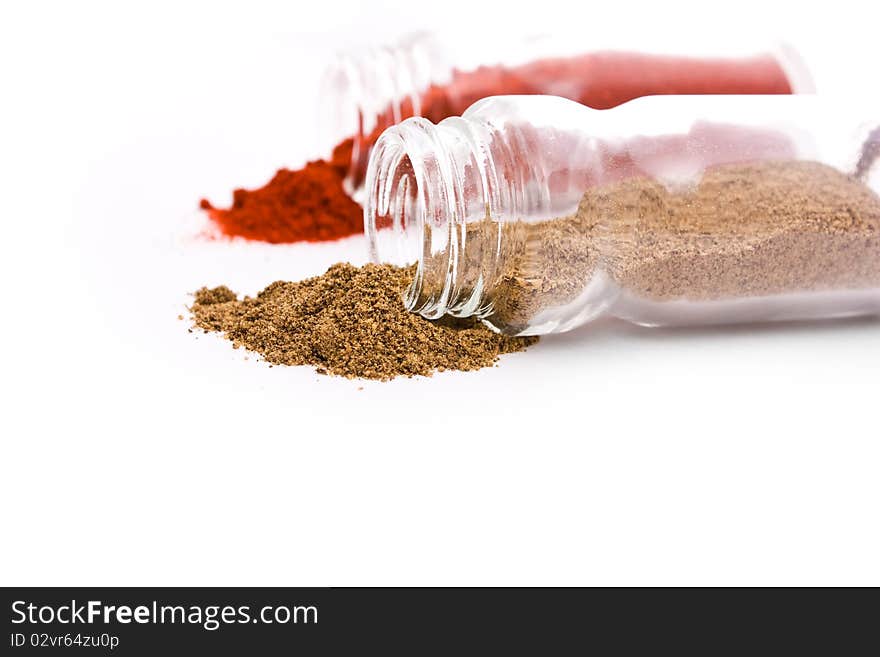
[772, 42, 816, 95]
[366, 117, 496, 320]
[318, 35, 454, 193]
[365, 123, 434, 315]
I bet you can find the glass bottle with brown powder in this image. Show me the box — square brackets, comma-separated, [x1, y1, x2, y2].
[365, 95, 880, 335]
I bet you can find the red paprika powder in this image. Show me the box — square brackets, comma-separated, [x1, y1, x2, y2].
[202, 47, 799, 244]
[199, 159, 361, 243]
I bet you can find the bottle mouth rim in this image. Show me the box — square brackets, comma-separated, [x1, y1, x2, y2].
[366, 112, 519, 322]
[364, 122, 433, 313]
[317, 53, 366, 158]
[772, 42, 815, 95]
[318, 34, 454, 192]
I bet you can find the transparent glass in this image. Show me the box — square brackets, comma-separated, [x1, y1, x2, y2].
[319, 32, 812, 191]
[365, 95, 880, 336]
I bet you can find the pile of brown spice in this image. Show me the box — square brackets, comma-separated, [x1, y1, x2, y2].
[190, 263, 537, 380]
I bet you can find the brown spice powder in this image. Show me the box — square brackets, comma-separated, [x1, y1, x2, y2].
[482, 160, 880, 330]
[589, 160, 880, 299]
[190, 263, 537, 380]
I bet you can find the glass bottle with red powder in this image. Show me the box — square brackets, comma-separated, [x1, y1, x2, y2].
[202, 33, 811, 245]
[320, 32, 812, 191]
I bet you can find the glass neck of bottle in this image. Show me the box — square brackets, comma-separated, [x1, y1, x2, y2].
[365, 114, 515, 320]
[318, 34, 453, 188]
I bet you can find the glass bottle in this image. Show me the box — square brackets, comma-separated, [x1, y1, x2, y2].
[365, 94, 880, 336]
[319, 32, 812, 191]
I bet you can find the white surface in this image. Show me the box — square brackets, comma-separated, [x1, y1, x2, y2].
[1, 0, 879, 586]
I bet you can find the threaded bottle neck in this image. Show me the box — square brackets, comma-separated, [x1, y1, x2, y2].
[365, 112, 516, 320]
[318, 34, 453, 189]
[365, 96, 610, 326]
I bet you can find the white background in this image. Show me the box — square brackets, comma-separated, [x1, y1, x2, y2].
[1, 0, 878, 586]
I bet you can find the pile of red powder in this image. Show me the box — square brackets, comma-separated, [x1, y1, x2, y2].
[199, 141, 361, 244]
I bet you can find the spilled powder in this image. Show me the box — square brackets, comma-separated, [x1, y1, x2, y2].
[199, 159, 362, 244]
[190, 263, 537, 380]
